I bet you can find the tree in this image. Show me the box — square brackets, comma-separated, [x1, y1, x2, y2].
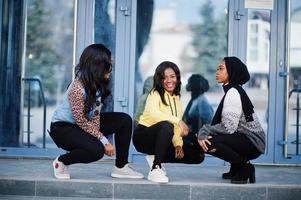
[192, 0, 228, 89]
[25, 0, 59, 96]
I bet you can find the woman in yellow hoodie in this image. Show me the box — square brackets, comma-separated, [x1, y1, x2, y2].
[133, 61, 204, 183]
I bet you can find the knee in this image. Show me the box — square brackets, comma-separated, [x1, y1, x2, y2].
[196, 155, 205, 164]
[133, 143, 143, 154]
[159, 121, 174, 135]
[208, 142, 223, 153]
[119, 113, 132, 126]
[208, 149, 216, 153]
[90, 144, 105, 162]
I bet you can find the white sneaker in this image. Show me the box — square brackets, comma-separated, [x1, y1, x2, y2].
[52, 156, 70, 179]
[111, 164, 144, 179]
[147, 165, 169, 183]
[145, 155, 166, 175]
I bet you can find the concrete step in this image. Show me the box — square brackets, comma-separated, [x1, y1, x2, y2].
[0, 159, 301, 200]
[0, 195, 107, 200]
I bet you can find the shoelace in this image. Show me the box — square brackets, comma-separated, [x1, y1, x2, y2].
[59, 163, 68, 173]
[152, 165, 162, 171]
[125, 164, 135, 172]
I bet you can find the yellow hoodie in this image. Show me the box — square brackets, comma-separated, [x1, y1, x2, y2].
[138, 89, 184, 147]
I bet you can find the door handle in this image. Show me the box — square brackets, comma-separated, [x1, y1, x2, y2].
[117, 97, 128, 107]
[278, 60, 289, 77]
[279, 72, 289, 77]
[235, 10, 245, 20]
[278, 60, 290, 159]
[120, 6, 130, 16]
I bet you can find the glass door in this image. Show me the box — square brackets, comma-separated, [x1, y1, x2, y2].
[0, 0, 118, 157]
[22, 0, 75, 150]
[132, 0, 230, 163]
[275, 0, 301, 164]
[243, 4, 273, 163]
[233, 0, 294, 164]
[286, 0, 301, 161]
[239, 0, 301, 164]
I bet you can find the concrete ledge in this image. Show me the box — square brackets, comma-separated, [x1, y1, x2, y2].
[1, 179, 301, 200]
[0, 159, 301, 199]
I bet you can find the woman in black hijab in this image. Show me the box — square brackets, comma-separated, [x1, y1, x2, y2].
[197, 57, 265, 184]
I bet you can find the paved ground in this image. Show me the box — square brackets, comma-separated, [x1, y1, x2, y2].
[0, 158, 301, 199]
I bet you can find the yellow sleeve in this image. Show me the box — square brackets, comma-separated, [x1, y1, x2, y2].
[172, 125, 183, 147]
[144, 91, 181, 124]
[172, 96, 184, 147]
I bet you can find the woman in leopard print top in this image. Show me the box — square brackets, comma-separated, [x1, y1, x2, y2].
[49, 44, 143, 180]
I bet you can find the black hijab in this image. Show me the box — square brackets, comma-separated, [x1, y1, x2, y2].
[211, 57, 254, 125]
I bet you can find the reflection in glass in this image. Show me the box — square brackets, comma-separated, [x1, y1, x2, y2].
[135, 0, 229, 121]
[95, 0, 116, 112]
[288, 0, 301, 155]
[22, 0, 75, 148]
[246, 10, 270, 152]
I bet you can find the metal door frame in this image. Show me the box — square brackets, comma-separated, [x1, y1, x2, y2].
[230, 0, 277, 163]
[233, 0, 301, 164]
[274, 0, 301, 164]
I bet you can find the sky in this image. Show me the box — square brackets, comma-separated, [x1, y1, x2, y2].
[155, 0, 228, 24]
[155, 0, 301, 24]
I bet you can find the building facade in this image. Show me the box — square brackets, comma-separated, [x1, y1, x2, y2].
[0, 0, 300, 164]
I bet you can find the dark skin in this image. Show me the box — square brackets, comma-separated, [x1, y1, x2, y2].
[175, 146, 184, 159]
[198, 60, 228, 152]
[163, 68, 188, 159]
[103, 67, 115, 157]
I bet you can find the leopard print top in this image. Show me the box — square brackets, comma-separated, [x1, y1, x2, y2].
[68, 79, 102, 139]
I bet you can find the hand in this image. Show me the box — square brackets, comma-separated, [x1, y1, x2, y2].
[175, 146, 184, 159]
[198, 136, 212, 152]
[178, 120, 189, 137]
[104, 143, 115, 157]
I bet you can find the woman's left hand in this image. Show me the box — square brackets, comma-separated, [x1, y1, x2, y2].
[178, 120, 189, 136]
[198, 136, 212, 152]
[104, 143, 115, 157]
[175, 146, 184, 159]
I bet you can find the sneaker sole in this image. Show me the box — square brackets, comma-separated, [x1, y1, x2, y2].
[111, 173, 144, 179]
[54, 174, 70, 179]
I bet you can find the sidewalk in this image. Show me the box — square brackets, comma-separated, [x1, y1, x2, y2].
[0, 158, 300, 199]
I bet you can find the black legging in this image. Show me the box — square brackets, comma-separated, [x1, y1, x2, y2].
[49, 112, 132, 168]
[206, 133, 261, 164]
[133, 121, 204, 166]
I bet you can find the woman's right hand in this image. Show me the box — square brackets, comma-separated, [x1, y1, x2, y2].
[104, 143, 115, 157]
[178, 120, 189, 136]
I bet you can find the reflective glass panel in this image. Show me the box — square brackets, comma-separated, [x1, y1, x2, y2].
[246, 9, 271, 154]
[287, 0, 301, 156]
[22, 0, 75, 148]
[134, 0, 229, 128]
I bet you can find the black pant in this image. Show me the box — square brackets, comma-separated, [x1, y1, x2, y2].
[133, 121, 204, 166]
[49, 112, 132, 168]
[207, 133, 261, 164]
